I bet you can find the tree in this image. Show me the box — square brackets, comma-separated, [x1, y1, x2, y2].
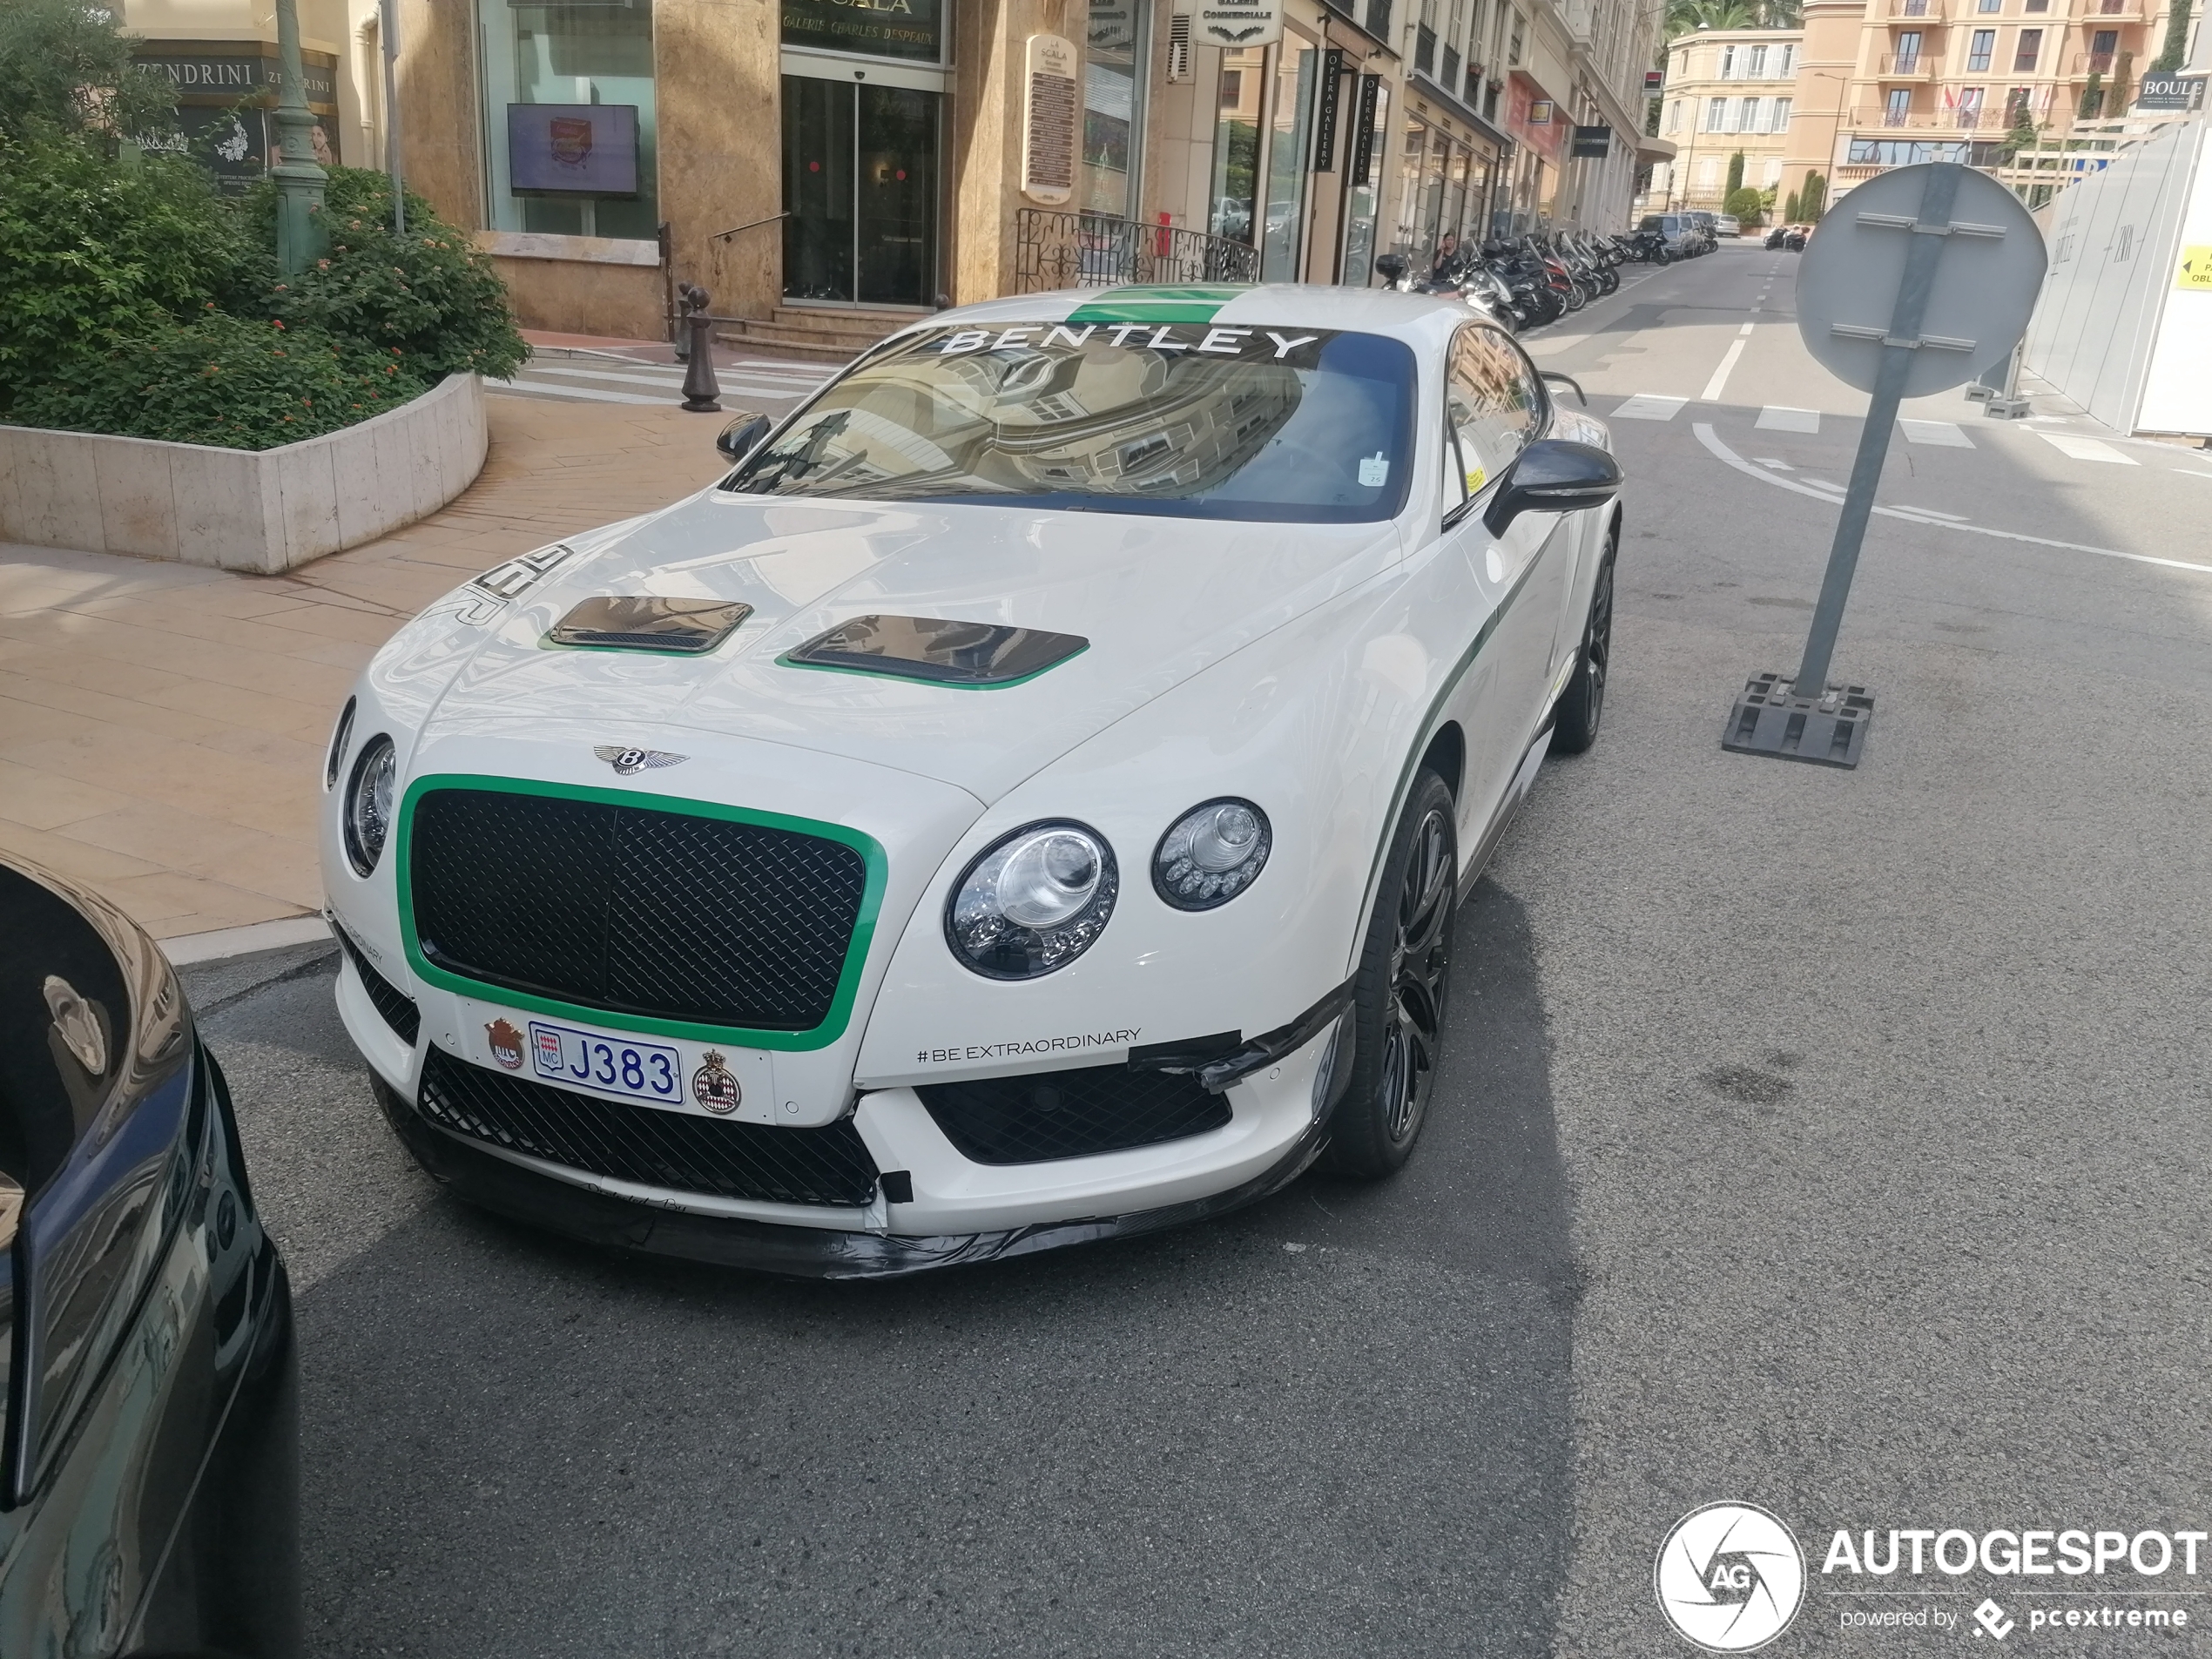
[1724, 185, 1765, 224]
[0, 0, 177, 144]
[1725, 150, 1746, 198]
[1800, 170, 1827, 219]
[2080, 70, 2105, 118]
[2152, 0, 2193, 71]
[1784, 188, 1801, 221]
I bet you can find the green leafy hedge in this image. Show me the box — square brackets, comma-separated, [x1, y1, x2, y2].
[0, 138, 524, 448]
[10, 312, 432, 450]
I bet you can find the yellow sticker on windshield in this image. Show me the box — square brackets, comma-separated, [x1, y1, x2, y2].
[1466, 465, 1487, 493]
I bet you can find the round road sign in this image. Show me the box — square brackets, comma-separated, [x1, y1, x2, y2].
[1796, 163, 2047, 397]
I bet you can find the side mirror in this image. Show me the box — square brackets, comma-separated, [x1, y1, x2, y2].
[1482, 439, 1622, 537]
[716, 413, 772, 463]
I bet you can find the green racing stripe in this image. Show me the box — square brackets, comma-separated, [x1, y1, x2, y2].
[1062, 285, 1252, 324]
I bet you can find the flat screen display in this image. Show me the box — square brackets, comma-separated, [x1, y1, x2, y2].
[506, 103, 639, 198]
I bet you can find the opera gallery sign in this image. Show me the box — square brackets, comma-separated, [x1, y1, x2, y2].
[1190, 0, 1285, 49]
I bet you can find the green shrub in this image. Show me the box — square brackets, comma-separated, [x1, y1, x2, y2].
[0, 132, 243, 406]
[7, 311, 431, 449]
[1724, 185, 1765, 224]
[233, 167, 527, 381]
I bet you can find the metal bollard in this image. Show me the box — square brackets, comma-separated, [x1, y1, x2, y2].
[678, 284, 722, 412]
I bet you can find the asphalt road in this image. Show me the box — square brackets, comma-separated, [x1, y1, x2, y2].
[185, 248, 2212, 1657]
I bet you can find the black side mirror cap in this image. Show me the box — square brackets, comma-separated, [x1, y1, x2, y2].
[716, 413, 772, 463]
[1482, 439, 1622, 537]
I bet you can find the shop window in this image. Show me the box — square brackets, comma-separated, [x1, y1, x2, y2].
[1082, 0, 1149, 218]
[1210, 48, 1265, 245]
[1260, 40, 1318, 280]
[478, 0, 658, 240]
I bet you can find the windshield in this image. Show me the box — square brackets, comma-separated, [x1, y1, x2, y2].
[722, 323, 1418, 523]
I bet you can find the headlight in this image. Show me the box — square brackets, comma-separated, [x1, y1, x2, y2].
[343, 735, 396, 876]
[945, 821, 1117, 979]
[324, 695, 355, 791]
[1152, 799, 1271, 910]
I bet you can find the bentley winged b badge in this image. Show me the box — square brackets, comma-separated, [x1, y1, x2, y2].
[594, 745, 689, 777]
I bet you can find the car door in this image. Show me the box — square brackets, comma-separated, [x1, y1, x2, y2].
[1436, 322, 1568, 829]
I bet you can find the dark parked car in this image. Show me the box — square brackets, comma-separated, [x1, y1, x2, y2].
[0, 855, 297, 1656]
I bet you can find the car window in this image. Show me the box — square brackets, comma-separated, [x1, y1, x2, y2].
[724, 323, 1418, 524]
[1444, 324, 1543, 500]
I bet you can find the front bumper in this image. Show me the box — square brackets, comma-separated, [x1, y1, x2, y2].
[374, 1072, 1330, 1279]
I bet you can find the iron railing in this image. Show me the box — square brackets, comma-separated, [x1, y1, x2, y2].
[1013, 209, 1259, 293]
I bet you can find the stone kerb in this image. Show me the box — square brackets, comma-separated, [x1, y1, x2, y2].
[0, 372, 487, 575]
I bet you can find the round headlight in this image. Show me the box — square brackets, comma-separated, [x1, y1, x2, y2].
[343, 734, 396, 876]
[324, 696, 355, 791]
[1152, 799, 1271, 911]
[945, 821, 1117, 979]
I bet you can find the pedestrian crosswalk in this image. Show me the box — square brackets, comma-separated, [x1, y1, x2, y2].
[1756, 407, 1819, 433]
[2036, 431, 2136, 465]
[491, 353, 833, 408]
[1611, 395, 1688, 421]
[1900, 419, 1973, 448]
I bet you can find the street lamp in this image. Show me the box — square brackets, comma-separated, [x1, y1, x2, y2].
[271, 0, 327, 275]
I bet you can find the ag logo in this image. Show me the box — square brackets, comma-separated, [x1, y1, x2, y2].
[1655, 1501, 1805, 1652]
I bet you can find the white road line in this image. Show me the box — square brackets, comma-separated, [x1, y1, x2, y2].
[1804, 477, 1844, 491]
[1693, 422, 2212, 577]
[1737, 321, 1756, 336]
[1755, 458, 1797, 469]
[2038, 432, 2138, 464]
[1701, 339, 1748, 401]
[1892, 504, 1970, 521]
[1900, 419, 1974, 448]
[1757, 406, 1820, 433]
[1613, 395, 1688, 420]
[489, 379, 671, 405]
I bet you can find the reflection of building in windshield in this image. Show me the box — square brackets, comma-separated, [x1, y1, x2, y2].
[788, 341, 1306, 499]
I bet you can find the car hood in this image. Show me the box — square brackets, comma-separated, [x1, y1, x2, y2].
[411, 492, 1402, 803]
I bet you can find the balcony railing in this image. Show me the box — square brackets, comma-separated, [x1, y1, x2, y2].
[1878, 52, 1933, 77]
[2072, 51, 2117, 72]
[1013, 209, 1259, 293]
[1890, 0, 1935, 15]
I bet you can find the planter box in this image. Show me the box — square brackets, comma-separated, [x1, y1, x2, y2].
[0, 372, 486, 575]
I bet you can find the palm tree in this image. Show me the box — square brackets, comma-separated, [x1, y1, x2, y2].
[1664, 0, 1798, 38]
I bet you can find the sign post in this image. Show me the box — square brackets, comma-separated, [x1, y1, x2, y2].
[1721, 163, 2046, 768]
[380, 0, 404, 234]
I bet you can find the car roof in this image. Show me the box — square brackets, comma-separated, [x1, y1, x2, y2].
[903, 284, 1476, 349]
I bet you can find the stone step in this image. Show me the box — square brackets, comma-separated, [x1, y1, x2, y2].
[774, 304, 934, 331]
[711, 325, 867, 363]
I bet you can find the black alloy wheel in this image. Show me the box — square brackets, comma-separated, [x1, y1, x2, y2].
[1550, 537, 1615, 755]
[1322, 769, 1458, 1178]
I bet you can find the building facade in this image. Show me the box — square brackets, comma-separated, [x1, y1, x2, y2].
[1649, 27, 1803, 212]
[1777, 0, 2182, 212]
[118, 0, 1662, 341]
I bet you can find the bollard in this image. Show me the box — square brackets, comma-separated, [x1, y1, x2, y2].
[678, 284, 722, 412]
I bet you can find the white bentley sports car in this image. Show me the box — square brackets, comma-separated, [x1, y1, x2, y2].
[320, 284, 1622, 1277]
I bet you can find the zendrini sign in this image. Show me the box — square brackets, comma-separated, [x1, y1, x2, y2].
[1657, 1501, 2206, 1649]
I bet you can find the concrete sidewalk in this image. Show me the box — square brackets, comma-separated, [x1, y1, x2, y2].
[0, 395, 733, 941]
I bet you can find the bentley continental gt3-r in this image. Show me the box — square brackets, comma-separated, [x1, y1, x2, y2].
[322, 285, 1622, 1278]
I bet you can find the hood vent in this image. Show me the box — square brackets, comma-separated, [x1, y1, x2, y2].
[548, 596, 752, 654]
[783, 615, 1088, 687]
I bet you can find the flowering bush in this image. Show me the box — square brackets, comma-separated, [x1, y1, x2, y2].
[234, 168, 528, 381]
[9, 311, 432, 449]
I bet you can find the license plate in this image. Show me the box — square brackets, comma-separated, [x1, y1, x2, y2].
[527, 1020, 685, 1108]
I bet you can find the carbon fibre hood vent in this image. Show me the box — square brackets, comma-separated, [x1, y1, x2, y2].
[783, 615, 1088, 687]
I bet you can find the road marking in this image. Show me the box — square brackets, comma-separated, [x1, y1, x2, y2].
[1892, 504, 1970, 521]
[1693, 421, 2212, 577]
[2038, 432, 2138, 464]
[1757, 406, 1820, 433]
[1900, 419, 1974, 448]
[1755, 457, 1797, 469]
[489, 379, 672, 406]
[1701, 340, 1749, 401]
[1613, 395, 1688, 420]
[1804, 477, 1844, 491]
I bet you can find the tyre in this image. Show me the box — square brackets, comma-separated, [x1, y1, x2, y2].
[1321, 769, 1458, 1178]
[1563, 284, 1585, 312]
[1549, 534, 1615, 756]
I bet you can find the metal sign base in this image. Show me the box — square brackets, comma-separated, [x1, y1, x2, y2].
[1721, 673, 1874, 768]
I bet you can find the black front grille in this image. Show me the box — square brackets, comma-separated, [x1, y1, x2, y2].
[409, 787, 867, 1032]
[917, 1065, 1231, 1165]
[335, 925, 420, 1044]
[418, 1046, 879, 1207]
